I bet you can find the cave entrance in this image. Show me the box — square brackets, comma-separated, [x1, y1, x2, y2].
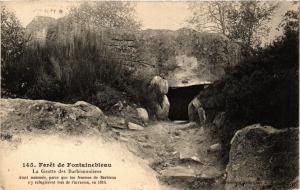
[167, 84, 204, 121]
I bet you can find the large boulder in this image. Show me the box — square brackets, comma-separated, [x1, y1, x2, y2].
[127, 122, 144, 131]
[136, 107, 149, 122]
[74, 101, 104, 116]
[225, 124, 299, 190]
[150, 76, 169, 95]
[0, 98, 107, 135]
[188, 97, 201, 121]
[188, 97, 206, 124]
[147, 76, 170, 120]
[155, 95, 170, 120]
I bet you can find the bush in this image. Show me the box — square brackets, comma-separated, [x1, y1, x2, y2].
[1, 6, 30, 96]
[1, 6, 29, 66]
[199, 10, 299, 163]
[2, 27, 153, 108]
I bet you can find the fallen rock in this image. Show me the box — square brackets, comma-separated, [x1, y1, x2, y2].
[155, 95, 170, 120]
[179, 153, 202, 164]
[225, 124, 299, 190]
[107, 117, 127, 129]
[173, 120, 189, 124]
[110, 101, 124, 112]
[159, 165, 224, 189]
[187, 122, 198, 128]
[177, 122, 199, 130]
[74, 101, 104, 116]
[208, 143, 221, 153]
[109, 101, 146, 126]
[161, 166, 196, 177]
[128, 122, 144, 130]
[136, 108, 149, 122]
[150, 76, 169, 95]
[188, 97, 206, 124]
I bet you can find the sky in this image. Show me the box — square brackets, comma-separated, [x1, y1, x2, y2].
[3, 1, 191, 30]
[3, 1, 298, 43]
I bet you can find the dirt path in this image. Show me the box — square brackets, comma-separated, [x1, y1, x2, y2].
[0, 98, 225, 190]
[111, 121, 226, 190]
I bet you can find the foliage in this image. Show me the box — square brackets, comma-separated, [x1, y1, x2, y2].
[187, 2, 233, 35]
[1, 6, 29, 72]
[2, 26, 157, 111]
[68, 2, 140, 31]
[1, 3, 152, 110]
[187, 1, 277, 52]
[146, 34, 176, 76]
[175, 29, 242, 67]
[2, 27, 142, 109]
[199, 10, 299, 163]
[227, 1, 277, 49]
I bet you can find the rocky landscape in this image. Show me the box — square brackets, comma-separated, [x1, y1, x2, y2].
[1, 3, 299, 189]
[1, 20, 299, 189]
[1, 98, 298, 190]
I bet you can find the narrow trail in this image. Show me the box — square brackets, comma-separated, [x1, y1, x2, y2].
[0, 98, 226, 189]
[111, 121, 226, 190]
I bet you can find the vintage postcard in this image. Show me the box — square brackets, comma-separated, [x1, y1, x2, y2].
[0, 1, 299, 190]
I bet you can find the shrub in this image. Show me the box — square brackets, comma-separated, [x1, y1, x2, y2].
[1, 6, 30, 96]
[2, 25, 157, 112]
[199, 10, 299, 163]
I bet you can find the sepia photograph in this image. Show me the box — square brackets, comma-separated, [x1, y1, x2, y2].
[0, 1, 299, 190]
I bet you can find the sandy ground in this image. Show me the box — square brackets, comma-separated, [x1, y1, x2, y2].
[112, 121, 225, 189]
[0, 134, 162, 190]
[0, 121, 224, 190]
[0, 98, 224, 190]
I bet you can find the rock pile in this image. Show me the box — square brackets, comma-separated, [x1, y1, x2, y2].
[108, 100, 149, 126]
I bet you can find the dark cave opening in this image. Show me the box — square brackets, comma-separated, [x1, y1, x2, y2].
[167, 84, 204, 121]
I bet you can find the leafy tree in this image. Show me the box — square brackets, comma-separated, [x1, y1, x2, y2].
[1, 6, 31, 96]
[278, 10, 299, 41]
[187, 1, 233, 35]
[227, 1, 277, 49]
[68, 2, 140, 31]
[1, 6, 29, 66]
[187, 1, 277, 52]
